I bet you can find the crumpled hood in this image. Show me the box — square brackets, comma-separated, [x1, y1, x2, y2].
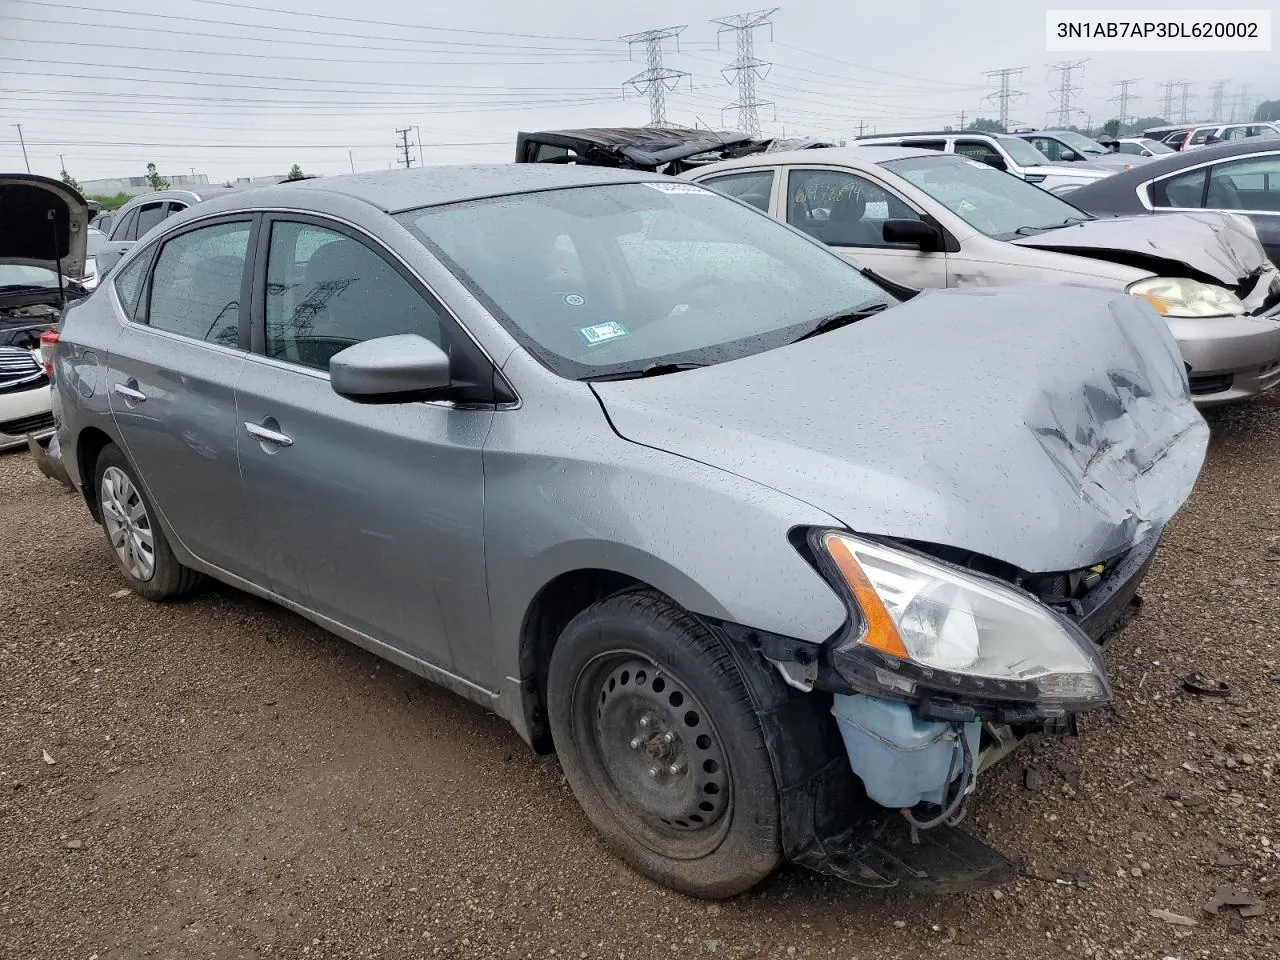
[1011, 211, 1269, 286]
[592, 287, 1209, 574]
[0, 174, 88, 281]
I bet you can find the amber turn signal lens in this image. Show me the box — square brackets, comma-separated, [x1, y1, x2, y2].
[825, 535, 908, 659]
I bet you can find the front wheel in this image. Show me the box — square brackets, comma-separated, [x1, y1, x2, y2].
[547, 590, 782, 898]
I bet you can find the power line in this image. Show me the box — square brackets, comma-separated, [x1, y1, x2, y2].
[1047, 59, 1087, 127]
[620, 26, 691, 126]
[1110, 78, 1139, 127]
[712, 8, 778, 137]
[983, 67, 1025, 130]
[1158, 80, 1179, 120]
[395, 127, 415, 168]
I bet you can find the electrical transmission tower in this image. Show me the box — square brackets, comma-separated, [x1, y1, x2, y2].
[1177, 81, 1194, 124]
[1208, 80, 1228, 122]
[1110, 78, 1139, 127]
[1158, 81, 1178, 120]
[982, 67, 1025, 131]
[620, 26, 691, 127]
[711, 9, 777, 137]
[1231, 84, 1251, 122]
[395, 127, 415, 168]
[1048, 59, 1088, 127]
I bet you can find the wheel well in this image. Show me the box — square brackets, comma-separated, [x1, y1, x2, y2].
[519, 569, 642, 754]
[75, 427, 114, 522]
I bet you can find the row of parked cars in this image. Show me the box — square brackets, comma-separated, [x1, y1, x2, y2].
[2, 121, 1275, 898]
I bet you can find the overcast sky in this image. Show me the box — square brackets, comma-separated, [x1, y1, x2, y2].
[0, 0, 1273, 184]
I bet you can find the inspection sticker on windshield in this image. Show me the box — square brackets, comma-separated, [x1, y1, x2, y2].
[578, 321, 629, 346]
[645, 181, 706, 194]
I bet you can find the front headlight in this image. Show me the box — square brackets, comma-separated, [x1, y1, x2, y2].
[1127, 277, 1244, 317]
[819, 532, 1109, 708]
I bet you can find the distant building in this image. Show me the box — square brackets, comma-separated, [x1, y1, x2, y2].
[79, 173, 211, 198]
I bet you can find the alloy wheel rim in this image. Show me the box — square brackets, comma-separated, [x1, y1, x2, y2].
[100, 466, 155, 581]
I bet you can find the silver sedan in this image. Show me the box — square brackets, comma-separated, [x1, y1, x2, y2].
[687, 147, 1280, 404]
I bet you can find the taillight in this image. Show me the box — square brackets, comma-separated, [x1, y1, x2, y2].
[39, 329, 60, 378]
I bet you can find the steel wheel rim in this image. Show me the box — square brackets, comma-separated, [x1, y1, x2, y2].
[575, 651, 733, 860]
[100, 466, 155, 581]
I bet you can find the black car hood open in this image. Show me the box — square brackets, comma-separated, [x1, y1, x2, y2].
[0, 174, 89, 283]
[592, 287, 1208, 575]
[1010, 212, 1269, 287]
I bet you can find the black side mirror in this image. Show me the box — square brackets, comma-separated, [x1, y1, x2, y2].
[882, 219, 943, 251]
[1061, 150, 1081, 161]
[330, 333, 453, 403]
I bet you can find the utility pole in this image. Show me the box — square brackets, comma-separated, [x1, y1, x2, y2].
[415, 125, 423, 165]
[982, 67, 1026, 131]
[1177, 81, 1194, 124]
[620, 26, 691, 127]
[958, 110, 966, 130]
[13, 124, 30, 173]
[58, 152, 65, 173]
[395, 127, 415, 168]
[348, 149, 355, 174]
[1110, 78, 1139, 128]
[1159, 80, 1178, 121]
[1208, 79, 1228, 122]
[1048, 59, 1088, 128]
[711, 9, 777, 137]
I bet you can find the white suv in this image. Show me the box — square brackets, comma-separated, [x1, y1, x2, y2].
[854, 131, 1111, 195]
[1182, 122, 1280, 151]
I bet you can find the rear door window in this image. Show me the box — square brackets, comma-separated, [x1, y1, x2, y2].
[1152, 168, 1208, 208]
[954, 139, 1005, 169]
[112, 208, 139, 242]
[697, 170, 776, 211]
[133, 202, 166, 239]
[1206, 156, 1280, 211]
[146, 221, 252, 347]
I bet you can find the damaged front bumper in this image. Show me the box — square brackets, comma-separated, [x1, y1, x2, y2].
[716, 532, 1159, 891]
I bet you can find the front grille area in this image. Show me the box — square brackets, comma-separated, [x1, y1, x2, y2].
[0, 347, 47, 395]
[1189, 373, 1234, 396]
[0, 411, 54, 435]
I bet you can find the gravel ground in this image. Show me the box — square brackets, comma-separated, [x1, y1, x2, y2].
[2, 391, 1278, 960]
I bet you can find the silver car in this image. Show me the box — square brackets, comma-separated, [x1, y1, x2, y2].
[47, 166, 1207, 897]
[687, 147, 1280, 404]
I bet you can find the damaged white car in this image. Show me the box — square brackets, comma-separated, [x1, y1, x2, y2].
[0, 174, 89, 450]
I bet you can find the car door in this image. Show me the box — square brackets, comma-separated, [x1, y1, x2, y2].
[782, 167, 948, 288]
[106, 216, 257, 575]
[234, 215, 493, 680]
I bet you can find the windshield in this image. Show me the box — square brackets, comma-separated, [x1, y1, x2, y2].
[997, 137, 1051, 167]
[1139, 139, 1175, 155]
[884, 155, 1089, 238]
[1055, 131, 1108, 156]
[0, 265, 60, 289]
[398, 182, 888, 379]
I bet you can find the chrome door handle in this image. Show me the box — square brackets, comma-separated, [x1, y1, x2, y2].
[244, 422, 294, 447]
[113, 383, 146, 402]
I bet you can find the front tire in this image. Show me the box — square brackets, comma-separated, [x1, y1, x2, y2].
[94, 443, 201, 601]
[547, 590, 782, 898]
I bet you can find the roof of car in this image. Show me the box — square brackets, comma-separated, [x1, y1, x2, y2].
[191, 164, 668, 217]
[686, 145, 963, 174]
[519, 126, 753, 148]
[855, 130, 1005, 140]
[1066, 138, 1280, 208]
[1011, 130, 1082, 137]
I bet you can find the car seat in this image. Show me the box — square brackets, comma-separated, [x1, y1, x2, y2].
[816, 191, 880, 246]
[1205, 175, 1243, 210]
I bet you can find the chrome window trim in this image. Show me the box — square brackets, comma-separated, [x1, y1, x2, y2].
[1136, 148, 1280, 212]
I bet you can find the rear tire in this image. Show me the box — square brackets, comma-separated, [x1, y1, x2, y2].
[93, 443, 201, 601]
[547, 589, 782, 898]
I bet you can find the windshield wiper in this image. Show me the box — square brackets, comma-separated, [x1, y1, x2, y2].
[790, 301, 890, 344]
[584, 361, 706, 382]
[1013, 216, 1089, 236]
